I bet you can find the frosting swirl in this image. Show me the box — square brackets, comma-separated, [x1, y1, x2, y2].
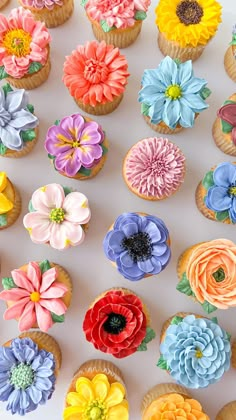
[21, 0, 63, 10]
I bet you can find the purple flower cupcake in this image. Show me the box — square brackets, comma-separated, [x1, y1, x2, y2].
[45, 113, 108, 180]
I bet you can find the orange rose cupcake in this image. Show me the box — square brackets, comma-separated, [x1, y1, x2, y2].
[63, 40, 129, 116]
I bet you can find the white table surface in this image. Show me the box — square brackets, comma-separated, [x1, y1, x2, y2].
[0, 0, 235, 418]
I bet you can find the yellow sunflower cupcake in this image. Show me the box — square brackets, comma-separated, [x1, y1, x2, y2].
[155, 0, 222, 62]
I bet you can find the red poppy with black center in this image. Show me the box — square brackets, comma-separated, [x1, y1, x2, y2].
[83, 290, 147, 358]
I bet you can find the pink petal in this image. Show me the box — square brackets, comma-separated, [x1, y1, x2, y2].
[40, 282, 68, 298]
[63, 192, 91, 223]
[0, 288, 29, 301]
[35, 303, 53, 332]
[50, 222, 84, 250]
[0, 13, 9, 32]
[40, 267, 57, 293]
[27, 262, 41, 292]
[31, 184, 65, 212]
[18, 301, 36, 331]
[23, 212, 51, 244]
[40, 298, 67, 315]
[4, 297, 29, 320]
[11, 269, 34, 292]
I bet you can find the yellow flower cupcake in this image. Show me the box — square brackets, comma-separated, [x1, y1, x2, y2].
[155, 0, 222, 62]
[0, 171, 21, 229]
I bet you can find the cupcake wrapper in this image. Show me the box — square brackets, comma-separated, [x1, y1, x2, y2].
[195, 181, 228, 223]
[75, 94, 123, 116]
[0, 185, 21, 230]
[224, 46, 236, 83]
[7, 54, 51, 90]
[212, 118, 236, 156]
[141, 383, 189, 415]
[0, 0, 9, 8]
[3, 127, 39, 158]
[216, 402, 236, 420]
[143, 115, 183, 134]
[158, 31, 205, 62]
[19, 0, 74, 28]
[91, 19, 142, 48]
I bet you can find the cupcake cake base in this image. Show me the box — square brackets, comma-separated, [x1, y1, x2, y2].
[224, 46, 236, 82]
[91, 19, 142, 49]
[75, 93, 123, 116]
[7, 54, 51, 90]
[157, 31, 205, 62]
[19, 0, 74, 27]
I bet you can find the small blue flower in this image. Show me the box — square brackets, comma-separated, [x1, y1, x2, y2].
[138, 56, 209, 129]
[103, 212, 171, 281]
[205, 162, 236, 223]
[0, 337, 56, 416]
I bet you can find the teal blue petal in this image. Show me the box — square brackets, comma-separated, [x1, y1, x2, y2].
[142, 69, 166, 89]
[163, 99, 180, 129]
[177, 60, 193, 85]
[179, 101, 195, 127]
[138, 86, 165, 106]
[182, 77, 207, 94]
[158, 56, 178, 86]
[149, 98, 165, 123]
[181, 94, 208, 112]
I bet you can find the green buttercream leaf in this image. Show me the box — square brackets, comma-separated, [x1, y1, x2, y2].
[26, 104, 34, 114]
[201, 301, 217, 314]
[63, 186, 72, 196]
[157, 355, 168, 370]
[176, 272, 195, 297]
[28, 62, 43, 74]
[137, 342, 147, 351]
[78, 167, 92, 176]
[174, 58, 182, 66]
[211, 317, 218, 324]
[2, 277, 16, 290]
[141, 102, 150, 116]
[51, 313, 65, 323]
[230, 34, 236, 45]
[48, 153, 55, 160]
[0, 143, 7, 155]
[134, 10, 147, 20]
[0, 214, 7, 226]
[100, 20, 115, 32]
[2, 83, 13, 96]
[226, 332, 231, 341]
[28, 200, 36, 212]
[21, 129, 36, 142]
[216, 210, 229, 221]
[0, 66, 8, 80]
[137, 327, 155, 351]
[81, 0, 88, 6]
[101, 143, 108, 155]
[223, 100, 236, 105]
[221, 119, 233, 134]
[54, 119, 60, 126]
[171, 316, 183, 325]
[202, 170, 214, 190]
[39, 260, 51, 274]
[199, 87, 211, 100]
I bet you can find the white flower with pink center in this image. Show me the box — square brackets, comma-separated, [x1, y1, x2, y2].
[23, 183, 91, 250]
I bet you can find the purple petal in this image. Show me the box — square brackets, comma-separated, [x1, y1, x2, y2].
[63, 149, 82, 176]
[145, 221, 161, 243]
[119, 251, 134, 267]
[108, 230, 125, 253]
[137, 258, 154, 273]
[121, 222, 139, 237]
[213, 162, 236, 187]
[28, 385, 42, 405]
[80, 121, 103, 145]
[207, 186, 232, 211]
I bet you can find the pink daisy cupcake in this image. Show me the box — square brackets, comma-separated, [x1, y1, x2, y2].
[63, 40, 129, 115]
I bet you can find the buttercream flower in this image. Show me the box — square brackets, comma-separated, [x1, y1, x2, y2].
[21, 0, 63, 10]
[23, 183, 91, 250]
[83, 289, 155, 358]
[155, 0, 222, 48]
[45, 114, 104, 177]
[0, 337, 55, 416]
[0, 261, 68, 332]
[139, 56, 209, 129]
[0, 171, 13, 215]
[63, 373, 129, 420]
[0, 7, 51, 78]
[103, 212, 171, 281]
[217, 101, 236, 145]
[63, 40, 129, 107]
[205, 162, 236, 223]
[159, 314, 231, 388]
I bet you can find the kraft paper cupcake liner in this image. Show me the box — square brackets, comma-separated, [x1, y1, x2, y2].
[224, 46, 236, 82]
[0, 0, 9, 8]
[158, 31, 205, 62]
[216, 402, 236, 420]
[75, 93, 123, 116]
[195, 180, 231, 223]
[3, 127, 39, 158]
[19, 0, 74, 28]
[143, 115, 183, 134]
[141, 383, 189, 415]
[91, 19, 142, 49]
[7, 55, 51, 90]
[212, 117, 236, 156]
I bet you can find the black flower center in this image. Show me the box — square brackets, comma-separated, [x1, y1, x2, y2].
[212, 267, 225, 282]
[103, 313, 127, 334]
[122, 232, 152, 262]
[176, 0, 203, 25]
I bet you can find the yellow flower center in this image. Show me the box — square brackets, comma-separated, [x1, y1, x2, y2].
[50, 208, 65, 223]
[195, 348, 203, 358]
[85, 400, 107, 420]
[30, 291, 40, 302]
[2, 29, 32, 57]
[165, 84, 182, 100]
[228, 186, 236, 196]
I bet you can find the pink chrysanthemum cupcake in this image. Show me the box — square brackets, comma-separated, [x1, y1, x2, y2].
[63, 40, 129, 115]
[19, 0, 74, 28]
[0, 7, 51, 89]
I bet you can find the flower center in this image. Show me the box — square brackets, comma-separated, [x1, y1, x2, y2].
[103, 312, 127, 335]
[10, 363, 34, 389]
[165, 84, 182, 100]
[195, 348, 203, 359]
[2, 29, 32, 57]
[212, 267, 225, 283]
[85, 400, 107, 420]
[30, 291, 40, 302]
[84, 58, 109, 83]
[176, 0, 203, 25]
[228, 185, 236, 196]
[50, 208, 65, 223]
[122, 232, 152, 262]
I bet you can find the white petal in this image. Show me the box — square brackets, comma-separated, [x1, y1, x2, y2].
[64, 192, 91, 224]
[31, 184, 65, 213]
[6, 89, 28, 113]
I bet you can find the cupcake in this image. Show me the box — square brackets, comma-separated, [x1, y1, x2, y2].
[0, 171, 21, 229]
[138, 56, 211, 134]
[0, 7, 51, 90]
[123, 137, 185, 200]
[23, 183, 91, 250]
[157, 313, 231, 388]
[155, 0, 222, 62]
[103, 212, 171, 281]
[216, 402, 236, 420]
[63, 359, 129, 420]
[83, 288, 155, 358]
[177, 239, 236, 314]
[233, 340, 236, 368]
[0, 332, 61, 415]
[82, 0, 151, 49]
[0, 259, 72, 331]
[0, 0, 8, 10]
[195, 162, 236, 224]
[141, 383, 209, 419]
[45, 113, 108, 179]
[0, 83, 39, 157]
[63, 40, 129, 116]
[224, 24, 236, 82]
[18, 0, 74, 28]
[212, 94, 236, 156]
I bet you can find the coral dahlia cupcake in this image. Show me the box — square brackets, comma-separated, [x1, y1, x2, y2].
[82, 0, 151, 49]
[212, 94, 236, 156]
[63, 40, 129, 116]
[45, 113, 108, 179]
[0, 259, 72, 332]
[23, 183, 91, 250]
[103, 212, 171, 281]
[63, 359, 129, 420]
[0, 83, 39, 157]
[224, 24, 236, 82]
[0, 171, 21, 229]
[19, 0, 74, 28]
[155, 0, 222, 62]
[157, 313, 231, 389]
[216, 402, 236, 420]
[0, 7, 51, 90]
[138, 56, 210, 134]
[123, 137, 185, 200]
[177, 239, 236, 313]
[83, 288, 155, 358]
[0, 332, 61, 415]
[195, 162, 236, 224]
[141, 383, 209, 419]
